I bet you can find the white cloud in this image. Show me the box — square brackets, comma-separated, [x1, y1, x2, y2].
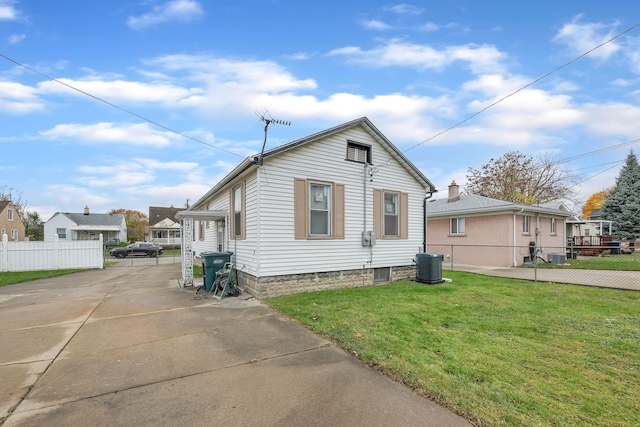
[7, 34, 25, 44]
[40, 122, 176, 146]
[418, 22, 439, 32]
[0, 0, 18, 20]
[327, 40, 507, 74]
[0, 81, 45, 113]
[127, 0, 203, 30]
[553, 15, 621, 60]
[360, 19, 392, 31]
[38, 78, 201, 104]
[383, 4, 424, 15]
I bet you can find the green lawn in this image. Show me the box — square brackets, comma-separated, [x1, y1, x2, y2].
[0, 269, 85, 287]
[266, 272, 640, 427]
[533, 253, 640, 271]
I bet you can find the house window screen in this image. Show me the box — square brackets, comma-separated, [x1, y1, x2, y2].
[384, 192, 398, 236]
[309, 183, 331, 236]
[450, 218, 465, 234]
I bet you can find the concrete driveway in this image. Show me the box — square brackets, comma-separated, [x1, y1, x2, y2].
[0, 264, 468, 427]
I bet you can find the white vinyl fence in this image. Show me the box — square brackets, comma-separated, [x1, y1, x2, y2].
[1, 234, 104, 272]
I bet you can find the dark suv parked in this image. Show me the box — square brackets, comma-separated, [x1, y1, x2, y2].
[110, 242, 163, 258]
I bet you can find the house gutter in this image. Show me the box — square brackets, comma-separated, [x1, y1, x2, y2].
[513, 208, 524, 266]
[423, 189, 437, 253]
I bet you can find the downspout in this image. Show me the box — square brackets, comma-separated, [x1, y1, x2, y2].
[423, 190, 435, 253]
[513, 208, 524, 266]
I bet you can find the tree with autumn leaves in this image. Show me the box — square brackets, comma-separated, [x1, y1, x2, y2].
[581, 188, 611, 220]
[465, 151, 576, 204]
[109, 209, 149, 242]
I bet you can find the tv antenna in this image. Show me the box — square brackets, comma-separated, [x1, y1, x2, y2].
[255, 109, 291, 165]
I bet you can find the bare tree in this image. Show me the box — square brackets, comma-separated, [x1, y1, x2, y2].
[465, 151, 576, 204]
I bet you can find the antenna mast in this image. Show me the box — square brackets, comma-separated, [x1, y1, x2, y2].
[255, 110, 291, 165]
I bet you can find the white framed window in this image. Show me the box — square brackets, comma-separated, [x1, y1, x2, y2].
[384, 192, 399, 237]
[7, 208, 13, 221]
[1, 228, 5, 237]
[56, 228, 67, 239]
[346, 141, 371, 164]
[523, 216, 530, 234]
[450, 217, 465, 235]
[309, 182, 331, 236]
[11, 229, 18, 240]
[229, 182, 246, 240]
[585, 229, 590, 237]
[550, 218, 556, 235]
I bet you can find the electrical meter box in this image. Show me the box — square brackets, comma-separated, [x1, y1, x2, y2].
[361, 230, 376, 247]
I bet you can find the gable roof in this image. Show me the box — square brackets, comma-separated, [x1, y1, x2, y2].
[191, 117, 436, 209]
[0, 200, 10, 213]
[427, 194, 572, 218]
[55, 212, 125, 227]
[149, 206, 181, 226]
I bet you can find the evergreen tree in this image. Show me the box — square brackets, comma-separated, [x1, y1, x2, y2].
[600, 150, 640, 240]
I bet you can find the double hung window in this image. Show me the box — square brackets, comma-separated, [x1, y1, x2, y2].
[450, 217, 465, 235]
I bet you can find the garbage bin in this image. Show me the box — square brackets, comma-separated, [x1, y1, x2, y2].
[610, 241, 621, 255]
[415, 253, 444, 284]
[200, 251, 233, 291]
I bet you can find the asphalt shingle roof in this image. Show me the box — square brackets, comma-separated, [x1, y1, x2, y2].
[62, 212, 124, 226]
[426, 194, 571, 217]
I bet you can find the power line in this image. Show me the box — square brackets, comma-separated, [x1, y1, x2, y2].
[0, 52, 244, 158]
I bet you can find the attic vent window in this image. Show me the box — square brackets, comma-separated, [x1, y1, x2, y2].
[346, 141, 371, 164]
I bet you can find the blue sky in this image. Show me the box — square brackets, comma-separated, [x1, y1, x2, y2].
[1, 1, 639, 220]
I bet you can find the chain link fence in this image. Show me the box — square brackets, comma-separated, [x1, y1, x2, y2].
[427, 243, 640, 291]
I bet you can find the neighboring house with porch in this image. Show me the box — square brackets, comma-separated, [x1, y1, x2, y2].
[44, 206, 127, 243]
[148, 206, 182, 247]
[426, 182, 571, 267]
[178, 117, 437, 299]
[0, 200, 26, 241]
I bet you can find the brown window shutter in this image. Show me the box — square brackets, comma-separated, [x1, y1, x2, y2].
[333, 183, 345, 239]
[373, 189, 382, 238]
[228, 189, 235, 240]
[240, 181, 247, 240]
[400, 192, 409, 239]
[294, 178, 307, 239]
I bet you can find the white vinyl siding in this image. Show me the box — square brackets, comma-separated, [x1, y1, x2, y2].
[192, 124, 428, 279]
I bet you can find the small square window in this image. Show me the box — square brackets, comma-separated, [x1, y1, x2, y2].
[373, 267, 391, 284]
[56, 228, 67, 239]
[346, 142, 371, 164]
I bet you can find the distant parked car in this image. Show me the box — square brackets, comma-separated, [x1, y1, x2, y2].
[110, 242, 163, 258]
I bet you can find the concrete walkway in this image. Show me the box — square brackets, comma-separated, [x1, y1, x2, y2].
[0, 264, 469, 427]
[444, 264, 640, 291]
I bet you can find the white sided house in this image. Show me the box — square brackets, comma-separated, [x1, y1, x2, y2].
[179, 117, 437, 299]
[44, 206, 127, 243]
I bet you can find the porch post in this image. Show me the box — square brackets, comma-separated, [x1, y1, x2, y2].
[181, 217, 194, 286]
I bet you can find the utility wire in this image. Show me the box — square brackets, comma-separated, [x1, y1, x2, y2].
[0, 52, 244, 158]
